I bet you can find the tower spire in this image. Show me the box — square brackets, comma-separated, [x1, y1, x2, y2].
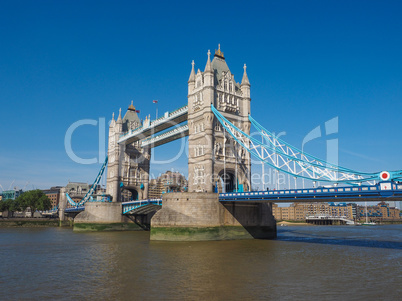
[214, 43, 225, 59]
[117, 108, 122, 123]
[188, 60, 195, 83]
[204, 50, 212, 73]
[128, 100, 136, 111]
[110, 112, 116, 127]
[241, 64, 250, 86]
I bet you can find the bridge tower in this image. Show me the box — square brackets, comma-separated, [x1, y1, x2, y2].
[151, 46, 276, 241]
[106, 102, 151, 202]
[187, 45, 251, 193]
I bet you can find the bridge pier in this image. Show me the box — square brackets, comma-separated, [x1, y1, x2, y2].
[73, 202, 141, 231]
[150, 192, 277, 241]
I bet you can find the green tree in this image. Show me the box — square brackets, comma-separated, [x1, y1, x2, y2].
[0, 199, 11, 211]
[0, 199, 20, 217]
[17, 190, 51, 217]
[9, 198, 22, 213]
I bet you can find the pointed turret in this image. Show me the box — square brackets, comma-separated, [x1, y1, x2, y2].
[188, 60, 195, 83]
[241, 64, 251, 101]
[116, 108, 123, 127]
[204, 50, 212, 73]
[115, 108, 123, 132]
[241, 64, 250, 86]
[204, 50, 214, 87]
[188, 60, 195, 94]
[110, 112, 116, 128]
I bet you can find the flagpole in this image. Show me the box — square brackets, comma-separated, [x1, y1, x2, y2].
[154, 100, 158, 119]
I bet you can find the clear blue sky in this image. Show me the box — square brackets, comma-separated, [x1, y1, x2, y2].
[0, 0, 401, 191]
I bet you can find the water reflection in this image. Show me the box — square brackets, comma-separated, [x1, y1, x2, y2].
[278, 226, 402, 250]
[0, 225, 401, 300]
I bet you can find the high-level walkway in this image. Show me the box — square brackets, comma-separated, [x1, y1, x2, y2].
[118, 105, 188, 146]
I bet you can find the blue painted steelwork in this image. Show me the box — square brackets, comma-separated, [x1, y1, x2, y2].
[249, 115, 402, 182]
[122, 199, 162, 214]
[65, 206, 85, 213]
[211, 105, 400, 184]
[219, 182, 402, 203]
[66, 156, 108, 207]
[40, 205, 59, 216]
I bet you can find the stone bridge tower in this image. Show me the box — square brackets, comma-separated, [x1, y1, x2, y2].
[187, 45, 251, 193]
[106, 102, 151, 202]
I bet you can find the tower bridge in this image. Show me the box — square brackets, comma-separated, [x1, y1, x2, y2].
[59, 45, 402, 240]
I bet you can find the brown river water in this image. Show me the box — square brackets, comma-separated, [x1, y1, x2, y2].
[0, 225, 401, 300]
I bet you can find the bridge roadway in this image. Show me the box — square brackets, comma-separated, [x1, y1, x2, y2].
[219, 181, 402, 203]
[64, 182, 402, 215]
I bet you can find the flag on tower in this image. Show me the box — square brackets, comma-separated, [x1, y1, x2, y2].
[135, 110, 140, 113]
[153, 100, 158, 103]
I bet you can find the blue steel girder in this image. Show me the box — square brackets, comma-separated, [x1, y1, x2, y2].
[64, 206, 85, 213]
[219, 182, 402, 203]
[65, 156, 109, 207]
[122, 199, 162, 214]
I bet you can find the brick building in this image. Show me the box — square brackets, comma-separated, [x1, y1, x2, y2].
[357, 202, 401, 222]
[273, 202, 356, 221]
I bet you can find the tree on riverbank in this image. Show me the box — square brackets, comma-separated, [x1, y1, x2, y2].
[0, 198, 21, 217]
[16, 190, 51, 217]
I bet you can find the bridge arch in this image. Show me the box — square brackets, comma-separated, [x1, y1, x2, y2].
[218, 169, 236, 193]
[122, 186, 140, 201]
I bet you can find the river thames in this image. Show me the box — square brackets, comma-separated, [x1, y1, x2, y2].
[0, 225, 401, 300]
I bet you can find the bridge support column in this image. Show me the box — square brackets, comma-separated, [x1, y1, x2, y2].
[73, 202, 138, 231]
[58, 188, 68, 226]
[150, 192, 277, 241]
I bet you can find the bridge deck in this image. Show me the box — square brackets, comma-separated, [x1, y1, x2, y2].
[219, 182, 402, 203]
[122, 199, 162, 214]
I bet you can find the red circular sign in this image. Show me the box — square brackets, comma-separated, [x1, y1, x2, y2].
[380, 171, 390, 181]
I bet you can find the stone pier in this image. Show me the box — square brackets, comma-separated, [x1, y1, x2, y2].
[150, 192, 277, 241]
[73, 202, 140, 231]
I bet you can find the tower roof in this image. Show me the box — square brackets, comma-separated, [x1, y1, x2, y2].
[122, 101, 141, 131]
[211, 46, 230, 82]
